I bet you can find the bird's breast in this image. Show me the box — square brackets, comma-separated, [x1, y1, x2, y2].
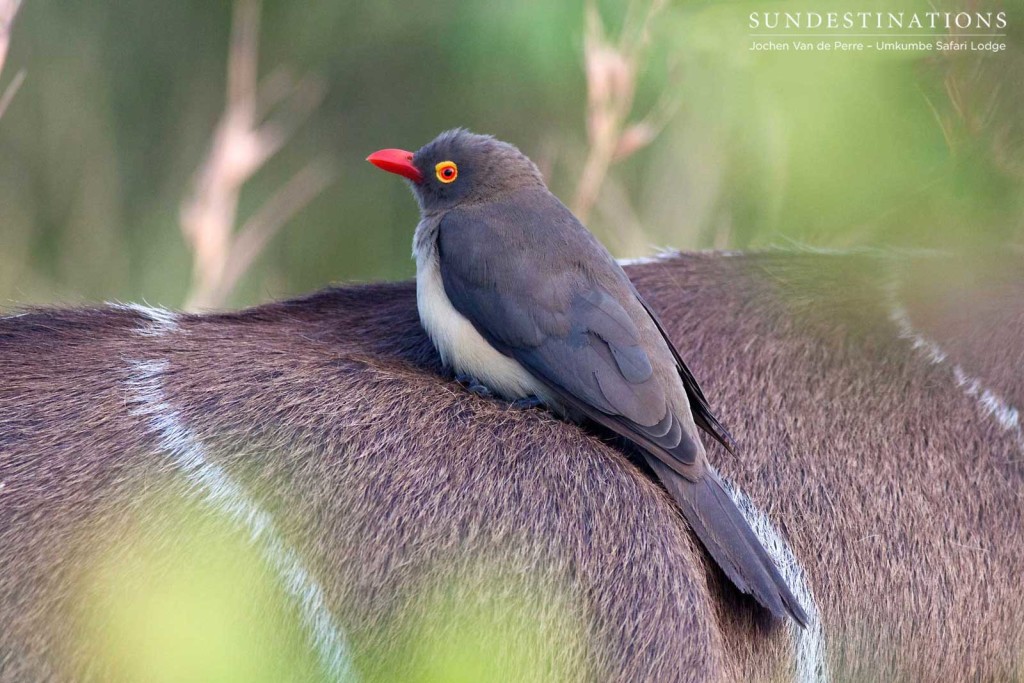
[415, 250, 552, 404]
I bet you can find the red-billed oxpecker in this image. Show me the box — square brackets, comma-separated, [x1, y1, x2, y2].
[367, 129, 808, 626]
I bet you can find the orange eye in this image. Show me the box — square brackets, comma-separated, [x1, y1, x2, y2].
[435, 161, 458, 183]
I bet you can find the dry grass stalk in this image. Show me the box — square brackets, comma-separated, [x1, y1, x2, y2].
[572, 0, 676, 223]
[0, 0, 19, 73]
[181, 0, 335, 311]
[0, 0, 24, 120]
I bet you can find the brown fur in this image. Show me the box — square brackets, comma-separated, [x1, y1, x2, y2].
[1, 250, 1022, 681]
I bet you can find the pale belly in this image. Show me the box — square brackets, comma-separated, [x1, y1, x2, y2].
[415, 254, 553, 404]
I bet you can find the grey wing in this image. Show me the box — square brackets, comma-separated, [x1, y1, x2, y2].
[633, 292, 738, 454]
[437, 214, 703, 479]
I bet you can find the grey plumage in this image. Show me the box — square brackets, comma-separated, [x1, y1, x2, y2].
[370, 129, 808, 626]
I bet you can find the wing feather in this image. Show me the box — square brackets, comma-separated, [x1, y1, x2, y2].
[437, 205, 703, 476]
[632, 292, 738, 454]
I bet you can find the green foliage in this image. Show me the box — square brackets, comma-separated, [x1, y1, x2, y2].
[358, 569, 588, 682]
[68, 493, 587, 682]
[0, 0, 1021, 309]
[71, 497, 324, 682]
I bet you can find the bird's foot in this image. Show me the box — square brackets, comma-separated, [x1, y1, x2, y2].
[455, 374, 494, 398]
[454, 374, 541, 409]
[509, 396, 543, 410]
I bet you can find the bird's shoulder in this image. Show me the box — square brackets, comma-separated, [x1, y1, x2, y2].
[440, 189, 636, 295]
[443, 189, 599, 252]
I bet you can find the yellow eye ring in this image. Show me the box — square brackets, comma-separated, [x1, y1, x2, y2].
[435, 161, 458, 183]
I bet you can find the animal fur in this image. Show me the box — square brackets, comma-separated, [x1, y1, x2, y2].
[0, 250, 1022, 681]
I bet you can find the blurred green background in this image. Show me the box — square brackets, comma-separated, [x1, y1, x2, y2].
[1, 0, 1021, 311]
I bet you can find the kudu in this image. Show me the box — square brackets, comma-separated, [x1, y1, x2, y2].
[1, 249, 1022, 682]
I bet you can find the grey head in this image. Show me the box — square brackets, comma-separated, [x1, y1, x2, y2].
[367, 129, 545, 214]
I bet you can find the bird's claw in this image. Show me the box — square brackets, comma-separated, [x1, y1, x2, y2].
[455, 374, 494, 398]
[454, 374, 541, 409]
[469, 384, 494, 398]
[510, 396, 543, 410]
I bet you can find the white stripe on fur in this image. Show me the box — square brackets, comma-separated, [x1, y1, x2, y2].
[617, 248, 682, 266]
[616, 247, 751, 265]
[887, 293, 1024, 452]
[722, 479, 830, 683]
[107, 302, 180, 337]
[124, 342, 355, 681]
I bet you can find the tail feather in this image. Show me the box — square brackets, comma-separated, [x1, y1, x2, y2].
[645, 455, 809, 627]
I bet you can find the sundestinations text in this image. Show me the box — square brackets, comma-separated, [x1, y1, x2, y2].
[748, 11, 1007, 30]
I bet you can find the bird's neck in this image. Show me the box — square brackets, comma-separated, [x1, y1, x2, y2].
[412, 215, 442, 263]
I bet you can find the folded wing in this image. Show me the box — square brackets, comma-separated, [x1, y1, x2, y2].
[437, 207, 704, 478]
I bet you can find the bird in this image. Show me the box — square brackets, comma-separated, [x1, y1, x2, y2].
[366, 129, 808, 627]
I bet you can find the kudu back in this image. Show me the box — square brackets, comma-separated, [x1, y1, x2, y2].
[1, 250, 1022, 682]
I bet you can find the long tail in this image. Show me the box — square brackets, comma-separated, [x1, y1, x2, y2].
[645, 455, 809, 627]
